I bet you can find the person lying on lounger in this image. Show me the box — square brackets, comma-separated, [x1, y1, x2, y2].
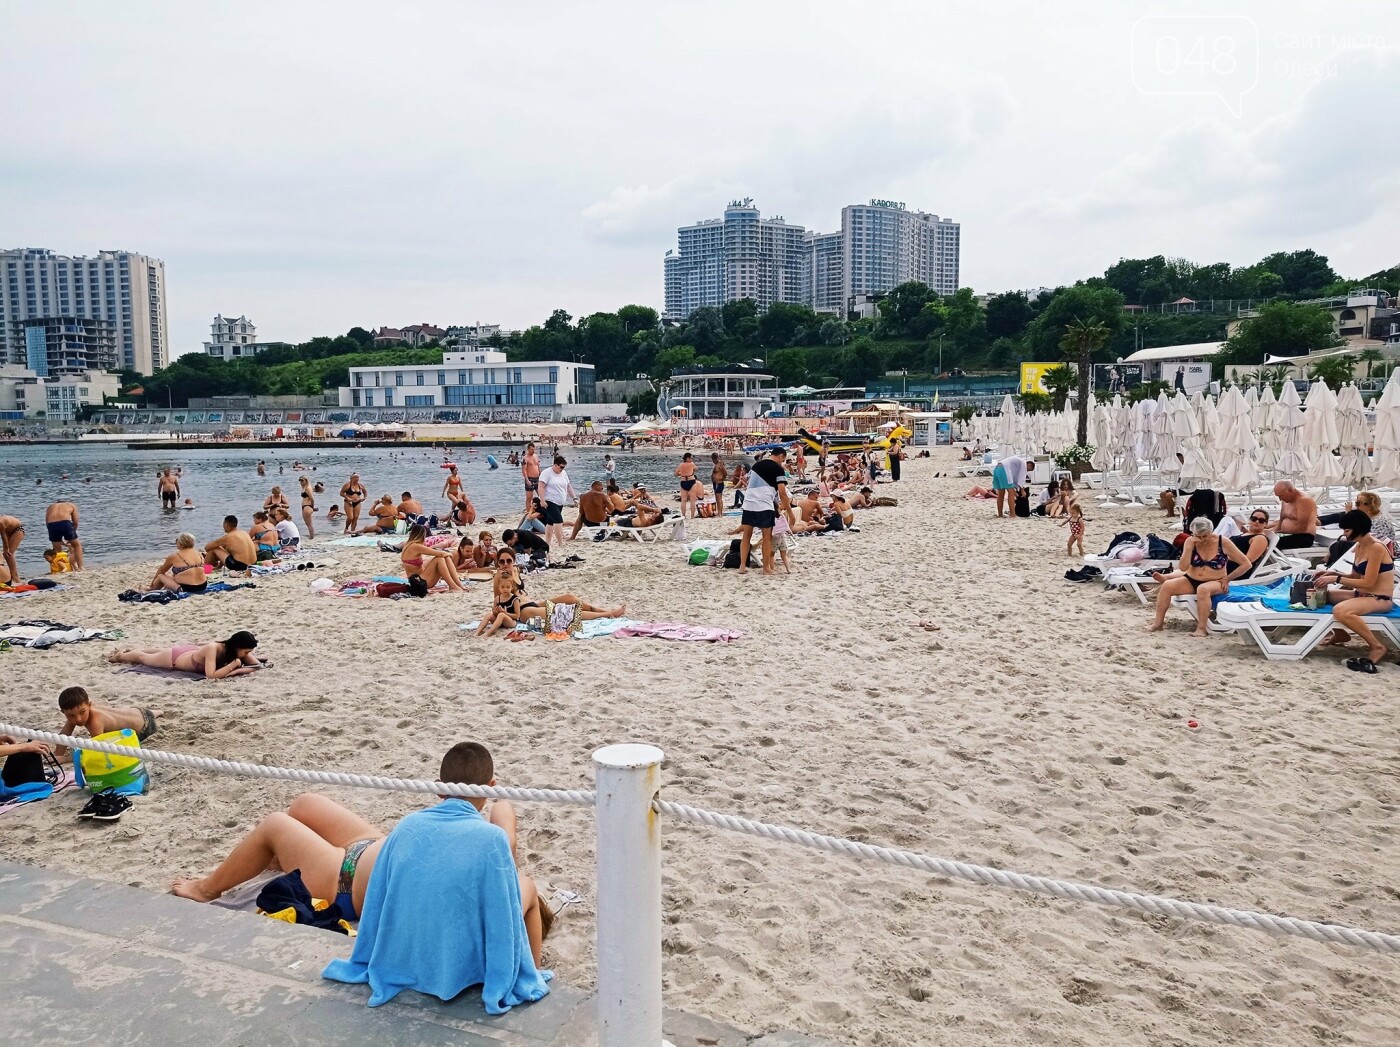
[614, 504, 665, 528]
[108, 630, 266, 679]
[171, 742, 553, 967]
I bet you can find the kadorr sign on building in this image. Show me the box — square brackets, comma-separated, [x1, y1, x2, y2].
[869, 199, 906, 210]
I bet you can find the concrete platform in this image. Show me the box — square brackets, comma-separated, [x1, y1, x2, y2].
[0, 860, 831, 1047]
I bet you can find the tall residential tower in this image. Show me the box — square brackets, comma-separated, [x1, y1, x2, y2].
[0, 247, 169, 374]
[662, 199, 808, 320]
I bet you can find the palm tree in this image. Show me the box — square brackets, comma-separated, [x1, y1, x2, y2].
[1040, 364, 1076, 412]
[1308, 355, 1356, 388]
[1358, 347, 1385, 378]
[1059, 319, 1110, 445]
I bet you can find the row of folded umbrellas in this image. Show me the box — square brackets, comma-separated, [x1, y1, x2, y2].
[968, 370, 1400, 492]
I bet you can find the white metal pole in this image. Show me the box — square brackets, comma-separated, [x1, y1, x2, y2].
[593, 743, 670, 1047]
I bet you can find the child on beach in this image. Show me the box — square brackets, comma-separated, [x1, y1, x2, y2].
[1059, 503, 1086, 556]
[53, 686, 158, 757]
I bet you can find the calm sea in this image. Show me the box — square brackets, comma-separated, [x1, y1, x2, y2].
[0, 442, 689, 570]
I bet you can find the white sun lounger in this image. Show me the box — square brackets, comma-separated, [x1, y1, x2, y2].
[1211, 598, 1400, 660]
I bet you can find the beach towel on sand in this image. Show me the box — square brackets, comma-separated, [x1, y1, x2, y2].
[322, 799, 550, 1013]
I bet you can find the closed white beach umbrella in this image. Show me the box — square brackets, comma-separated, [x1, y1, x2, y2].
[1334, 383, 1373, 493]
[1196, 392, 1224, 487]
[1149, 391, 1175, 471]
[1254, 384, 1279, 471]
[1217, 385, 1260, 492]
[1371, 371, 1400, 486]
[1171, 392, 1211, 490]
[1274, 380, 1309, 479]
[1303, 380, 1343, 489]
[997, 394, 1017, 450]
[1091, 402, 1114, 473]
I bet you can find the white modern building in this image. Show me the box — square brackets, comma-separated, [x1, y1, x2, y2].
[663, 199, 808, 319]
[444, 323, 507, 349]
[203, 314, 287, 361]
[663, 366, 776, 419]
[805, 231, 845, 315]
[339, 349, 596, 415]
[840, 200, 960, 303]
[0, 248, 169, 374]
[0, 363, 120, 421]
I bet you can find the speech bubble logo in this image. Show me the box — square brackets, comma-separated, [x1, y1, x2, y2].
[1131, 15, 1260, 118]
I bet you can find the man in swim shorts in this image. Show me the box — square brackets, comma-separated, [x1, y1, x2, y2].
[44, 501, 84, 570]
[157, 468, 181, 509]
[170, 742, 552, 966]
[521, 442, 541, 513]
[204, 515, 259, 573]
[569, 481, 611, 540]
[990, 455, 1032, 519]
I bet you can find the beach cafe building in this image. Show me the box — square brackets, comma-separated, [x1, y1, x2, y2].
[664, 365, 776, 419]
[338, 350, 595, 418]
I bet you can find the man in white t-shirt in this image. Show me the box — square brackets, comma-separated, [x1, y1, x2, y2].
[536, 456, 575, 550]
[737, 448, 790, 575]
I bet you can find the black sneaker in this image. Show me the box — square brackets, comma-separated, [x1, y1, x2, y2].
[77, 794, 102, 819]
[92, 793, 132, 822]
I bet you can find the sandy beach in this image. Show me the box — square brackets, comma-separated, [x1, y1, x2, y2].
[1, 449, 1396, 1046]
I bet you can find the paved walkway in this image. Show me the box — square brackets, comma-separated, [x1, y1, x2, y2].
[0, 860, 828, 1046]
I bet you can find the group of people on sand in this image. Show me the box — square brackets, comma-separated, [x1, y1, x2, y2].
[0, 501, 86, 585]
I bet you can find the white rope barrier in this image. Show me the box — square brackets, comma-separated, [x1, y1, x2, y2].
[653, 800, 1400, 955]
[3, 723, 1394, 955]
[0, 725, 595, 806]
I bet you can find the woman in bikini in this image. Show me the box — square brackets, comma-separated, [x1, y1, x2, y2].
[477, 550, 624, 637]
[1315, 509, 1396, 673]
[249, 511, 281, 561]
[1148, 517, 1253, 637]
[339, 473, 367, 534]
[441, 464, 465, 509]
[473, 530, 498, 569]
[356, 495, 397, 535]
[108, 630, 265, 679]
[263, 486, 289, 514]
[148, 532, 209, 593]
[675, 452, 699, 519]
[298, 476, 317, 540]
[400, 524, 466, 591]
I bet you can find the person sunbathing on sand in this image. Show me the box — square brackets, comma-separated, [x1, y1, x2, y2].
[401, 524, 466, 591]
[358, 495, 398, 535]
[477, 551, 622, 637]
[108, 630, 266, 679]
[170, 742, 552, 967]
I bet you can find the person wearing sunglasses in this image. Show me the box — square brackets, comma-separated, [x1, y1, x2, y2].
[1226, 511, 1272, 578]
[476, 551, 624, 638]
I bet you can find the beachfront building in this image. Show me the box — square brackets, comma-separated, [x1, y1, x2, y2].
[663, 199, 808, 319]
[0, 363, 120, 421]
[0, 247, 169, 374]
[338, 349, 596, 416]
[13, 316, 117, 376]
[663, 365, 776, 419]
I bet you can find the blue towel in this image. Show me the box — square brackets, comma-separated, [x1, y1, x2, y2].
[322, 799, 551, 1012]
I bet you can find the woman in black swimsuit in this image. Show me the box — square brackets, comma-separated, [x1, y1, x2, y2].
[674, 452, 699, 520]
[339, 472, 367, 534]
[1147, 517, 1252, 637]
[149, 532, 209, 593]
[1315, 509, 1396, 672]
[299, 476, 317, 540]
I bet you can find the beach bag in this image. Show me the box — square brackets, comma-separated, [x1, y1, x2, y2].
[407, 575, 430, 598]
[77, 729, 148, 794]
[722, 539, 743, 569]
[375, 581, 410, 597]
[689, 549, 709, 566]
[1013, 491, 1030, 518]
[1288, 575, 1315, 607]
[1145, 535, 1176, 561]
[1, 748, 61, 793]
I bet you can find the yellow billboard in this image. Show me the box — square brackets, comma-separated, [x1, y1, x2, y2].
[1020, 362, 1058, 395]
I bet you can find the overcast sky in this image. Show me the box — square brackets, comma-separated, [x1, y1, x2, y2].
[3, 1, 1395, 357]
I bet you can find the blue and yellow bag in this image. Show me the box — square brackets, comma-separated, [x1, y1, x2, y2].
[74, 729, 149, 796]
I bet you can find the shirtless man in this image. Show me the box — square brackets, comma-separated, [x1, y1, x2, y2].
[204, 515, 258, 572]
[1271, 481, 1320, 550]
[795, 490, 825, 524]
[44, 501, 84, 570]
[521, 442, 541, 513]
[0, 515, 23, 583]
[170, 742, 551, 966]
[397, 491, 424, 519]
[157, 468, 181, 510]
[569, 481, 612, 540]
[53, 685, 158, 760]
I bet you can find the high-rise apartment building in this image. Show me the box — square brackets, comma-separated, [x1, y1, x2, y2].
[840, 200, 960, 305]
[0, 248, 169, 374]
[662, 200, 808, 319]
[664, 199, 960, 319]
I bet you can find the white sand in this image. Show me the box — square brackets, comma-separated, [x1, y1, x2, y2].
[1, 450, 1396, 1046]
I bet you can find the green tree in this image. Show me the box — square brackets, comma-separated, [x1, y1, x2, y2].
[651, 345, 696, 379]
[720, 298, 758, 333]
[1060, 319, 1111, 445]
[984, 291, 1034, 339]
[952, 404, 975, 424]
[1016, 391, 1053, 414]
[1040, 363, 1077, 411]
[766, 347, 808, 386]
[1217, 301, 1340, 365]
[1127, 379, 1170, 404]
[757, 302, 818, 349]
[820, 318, 851, 346]
[1358, 346, 1386, 378]
[626, 388, 658, 416]
[345, 326, 375, 349]
[577, 312, 630, 379]
[683, 306, 726, 355]
[543, 309, 573, 333]
[877, 281, 936, 336]
[616, 305, 659, 337]
[839, 337, 884, 386]
[1025, 284, 1125, 361]
[1308, 355, 1356, 387]
[1260, 249, 1339, 298]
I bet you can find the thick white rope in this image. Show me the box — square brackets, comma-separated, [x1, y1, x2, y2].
[0, 725, 595, 806]
[5, 723, 1393, 954]
[653, 800, 1400, 955]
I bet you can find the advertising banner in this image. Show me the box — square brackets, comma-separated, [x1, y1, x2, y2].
[1019, 362, 1059, 395]
[1163, 362, 1212, 395]
[1093, 363, 1145, 393]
